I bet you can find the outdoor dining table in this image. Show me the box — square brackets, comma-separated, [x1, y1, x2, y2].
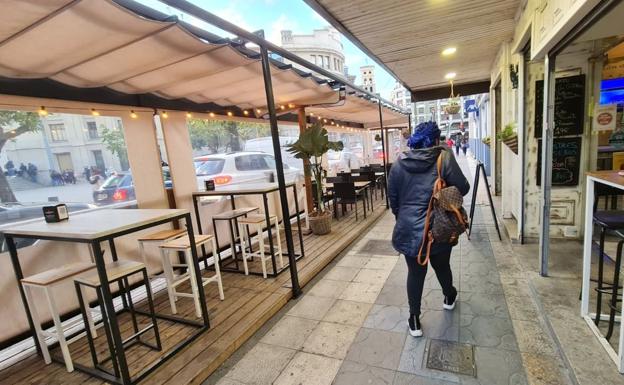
[582, 171, 624, 372]
[325, 180, 374, 210]
[192, 182, 304, 278]
[2, 208, 209, 385]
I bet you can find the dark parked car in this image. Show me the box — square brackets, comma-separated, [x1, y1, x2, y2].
[0, 202, 96, 252]
[93, 169, 172, 205]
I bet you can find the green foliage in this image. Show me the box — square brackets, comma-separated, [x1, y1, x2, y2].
[188, 119, 270, 153]
[101, 126, 129, 170]
[0, 110, 41, 203]
[496, 123, 517, 141]
[286, 122, 343, 213]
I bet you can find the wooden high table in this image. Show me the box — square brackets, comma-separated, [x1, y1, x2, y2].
[2, 209, 209, 385]
[582, 171, 624, 372]
[192, 182, 304, 278]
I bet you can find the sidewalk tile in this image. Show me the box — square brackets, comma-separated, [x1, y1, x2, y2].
[346, 328, 405, 370]
[398, 337, 460, 383]
[393, 372, 457, 385]
[365, 257, 399, 270]
[323, 300, 373, 326]
[521, 352, 568, 385]
[337, 255, 371, 268]
[287, 295, 335, 320]
[512, 319, 557, 357]
[376, 284, 409, 307]
[324, 266, 361, 281]
[420, 309, 460, 342]
[353, 268, 392, 284]
[339, 282, 384, 303]
[333, 360, 395, 385]
[224, 343, 295, 385]
[505, 295, 540, 321]
[260, 315, 318, 350]
[363, 304, 410, 333]
[459, 314, 518, 351]
[308, 279, 349, 299]
[459, 292, 510, 319]
[272, 352, 341, 385]
[463, 346, 527, 385]
[302, 321, 360, 359]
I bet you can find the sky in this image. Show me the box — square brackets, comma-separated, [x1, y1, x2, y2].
[138, 0, 400, 99]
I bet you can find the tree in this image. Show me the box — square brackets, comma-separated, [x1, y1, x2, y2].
[188, 119, 226, 153]
[0, 111, 40, 203]
[101, 126, 130, 171]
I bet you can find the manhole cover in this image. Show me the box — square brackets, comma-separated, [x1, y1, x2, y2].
[426, 339, 476, 377]
[359, 239, 397, 255]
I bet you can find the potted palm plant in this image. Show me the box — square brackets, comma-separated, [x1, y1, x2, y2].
[287, 122, 343, 235]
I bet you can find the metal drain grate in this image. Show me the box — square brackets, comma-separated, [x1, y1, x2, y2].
[359, 239, 397, 255]
[426, 339, 476, 377]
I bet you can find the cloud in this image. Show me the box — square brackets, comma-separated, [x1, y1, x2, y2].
[267, 13, 299, 45]
[311, 10, 328, 25]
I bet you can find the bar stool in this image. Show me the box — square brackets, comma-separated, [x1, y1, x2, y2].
[21, 262, 97, 372]
[74, 260, 161, 374]
[137, 228, 186, 274]
[159, 234, 224, 318]
[237, 213, 283, 278]
[606, 230, 624, 341]
[593, 210, 624, 326]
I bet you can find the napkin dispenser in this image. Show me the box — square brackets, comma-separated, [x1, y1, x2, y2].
[204, 180, 215, 191]
[43, 204, 69, 223]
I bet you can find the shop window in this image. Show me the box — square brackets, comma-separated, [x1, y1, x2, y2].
[49, 123, 67, 142]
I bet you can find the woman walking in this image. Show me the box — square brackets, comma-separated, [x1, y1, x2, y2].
[388, 121, 470, 337]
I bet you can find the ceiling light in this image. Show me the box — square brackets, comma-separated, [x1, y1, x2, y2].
[442, 47, 457, 56]
[445, 72, 456, 80]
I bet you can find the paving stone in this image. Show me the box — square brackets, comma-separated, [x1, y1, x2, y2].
[421, 289, 446, 311]
[500, 276, 533, 298]
[337, 255, 371, 268]
[376, 284, 409, 307]
[521, 353, 568, 385]
[386, 269, 407, 287]
[460, 262, 498, 277]
[353, 268, 393, 284]
[272, 352, 342, 385]
[393, 372, 459, 385]
[359, 239, 399, 256]
[460, 346, 528, 385]
[215, 377, 246, 385]
[260, 315, 319, 350]
[512, 319, 557, 357]
[339, 282, 384, 303]
[287, 295, 335, 320]
[301, 320, 359, 358]
[324, 266, 361, 281]
[365, 257, 398, 270]
[363, 304, 410, 333]
[505, 295, 540, 321]
[346, 328, 405, 370]
[322, 299, 373, 326]
[459, 314, 518, 351]
[420, 309, 460, 342]
[307, 278, 349, 299]
[460, 273, 504, 294]
[333, 360, 396, 385]
[225, 343, 296, 385]
[398, 336, 460, 383]
[459, 292, 510, 319]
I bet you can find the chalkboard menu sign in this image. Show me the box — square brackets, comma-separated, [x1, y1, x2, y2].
[534, 74, 586, 138]
[536, 137, 582, 186]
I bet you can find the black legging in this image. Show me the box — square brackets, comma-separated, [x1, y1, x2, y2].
[405, 243, 456, 316]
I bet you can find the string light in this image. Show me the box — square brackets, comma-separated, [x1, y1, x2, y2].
[130, 110, 138, 119]
[186, 112, 193, 118]
[288, 103, 295, 108]
[91, 108, 100, 116]
[331, 121, 335, 125]
[227, 111, 233, 117]
[280, 105, 285, 110]
[38, 106, 48, 116]
[243, 110, 249, 116]
[256, 109, 262, 114]
[161, 111, 169, 119]
[309, 112, 314, 116]
[209, 112, 215, 118]
[323, 119, 327, 123]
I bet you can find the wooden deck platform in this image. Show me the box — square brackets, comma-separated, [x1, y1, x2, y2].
[0, 198, 387, 385]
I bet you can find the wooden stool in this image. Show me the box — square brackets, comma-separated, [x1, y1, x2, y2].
[159, 234, 224, 318]
[237, 214, 283, 278]
[21, 262, 96, 372]
[75, 260, 161, 374]
[137, 228, 186, 275]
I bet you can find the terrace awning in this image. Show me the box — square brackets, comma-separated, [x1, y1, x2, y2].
[0, 0, 406, 125]
[305, 0, 521, 100]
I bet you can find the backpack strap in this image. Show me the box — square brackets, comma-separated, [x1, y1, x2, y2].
[417, 152, 446, 266]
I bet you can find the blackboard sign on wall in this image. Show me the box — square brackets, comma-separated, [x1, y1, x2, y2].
[534, 74, 586, 138]
[537, 137, 582, 186]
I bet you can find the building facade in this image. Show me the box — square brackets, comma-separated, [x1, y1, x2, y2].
[360, 65, 376, 93]
[280, 27, 346, 79]
[390, 81, 411, 109]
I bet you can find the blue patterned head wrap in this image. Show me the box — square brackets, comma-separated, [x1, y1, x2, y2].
[407, 121, 441, 149]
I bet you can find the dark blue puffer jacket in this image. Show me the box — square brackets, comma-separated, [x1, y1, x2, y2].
[388, 146, 470, 257]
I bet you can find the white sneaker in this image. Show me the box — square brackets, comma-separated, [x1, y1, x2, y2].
[443, 291, 458, 310]
[407, 314, 423, 337]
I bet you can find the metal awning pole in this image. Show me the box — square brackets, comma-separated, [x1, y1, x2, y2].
[378, 100, 389, 209]
[408, 113, 413, 134]
[539, 53, 556, 277]
[260, 45, 301, 297]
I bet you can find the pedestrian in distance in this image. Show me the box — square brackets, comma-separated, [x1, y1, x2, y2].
[454, 136, 460, 156]
[462, 139, 469, 156]
[388, 121, 470, 337]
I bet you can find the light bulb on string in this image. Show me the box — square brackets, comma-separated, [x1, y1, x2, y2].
[186, 112, 193, 118]
[243, 110, 249, 116]
[227, 111, 233, 117]
[38, 106, 48, 116]
[161, 111, 169, 119]
[91, 108, 100, 116]
[130, 110, 138, 119]
[209, 112, 215, 118]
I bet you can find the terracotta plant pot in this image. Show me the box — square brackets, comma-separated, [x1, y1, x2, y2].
[502, 134, 518, 154]
[308, 210, 332, 235]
